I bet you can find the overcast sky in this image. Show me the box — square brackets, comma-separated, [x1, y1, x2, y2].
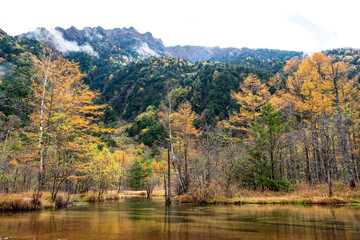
[1, 0, 359, 52]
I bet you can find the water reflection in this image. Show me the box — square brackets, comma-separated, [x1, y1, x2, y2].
[0, 197, 359, 239]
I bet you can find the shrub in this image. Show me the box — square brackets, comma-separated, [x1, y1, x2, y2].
[0, 191, 52, 211]
[257, 177, 291, 191]
[31, 191, 43, 209]
[105, 191, 121, 200]
[178, 188, 216, 204]
[55, 192, 70, 208]
[83, 191, 105, 202]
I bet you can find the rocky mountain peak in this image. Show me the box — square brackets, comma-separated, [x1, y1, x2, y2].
[20, 26, 303, 63]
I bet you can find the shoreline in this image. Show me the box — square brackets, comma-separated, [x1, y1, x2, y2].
[178, 196, 360, 205]
[1, 186, 360, 212]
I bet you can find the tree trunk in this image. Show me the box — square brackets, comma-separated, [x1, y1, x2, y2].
[331, 136, 338, 180]
[323, 135, 333, 196]
[167, 92, 184, 194]
[332, 67, 355, 188]
[184, 146, 189, 192]
[289, 140, 296, 184]
[279, 150, 283, 180]
[12, 168, 19, 193]
[310, 116, 323, 183]
[352, 132, 360, 180]
[164, 172, 167, 199]
[348, 133, 359, 181]
[270, 149, 275, 180]
[38, 53, 52, 190]
[304, 141, 312, 183]
[166, 144, 171, 204]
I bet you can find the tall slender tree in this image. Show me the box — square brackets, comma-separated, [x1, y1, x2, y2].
[171, 100, 200, 193]
[231, 74, 270, 130]
[29, 49, 106, 194]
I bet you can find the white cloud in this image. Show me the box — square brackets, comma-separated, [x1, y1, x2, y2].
[28, 28, 98, 56]
[48, 29, 98, 56]
[136, 42, 157, 57]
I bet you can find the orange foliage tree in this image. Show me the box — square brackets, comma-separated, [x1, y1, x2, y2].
[29, 49, 107, 198]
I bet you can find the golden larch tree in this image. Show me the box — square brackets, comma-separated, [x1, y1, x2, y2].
[29, 49, 106, 197]
[170, 100, 200, 193]
[230, 73, 270, 130]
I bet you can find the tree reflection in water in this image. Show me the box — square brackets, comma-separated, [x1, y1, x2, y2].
[0, 197, 359, 240]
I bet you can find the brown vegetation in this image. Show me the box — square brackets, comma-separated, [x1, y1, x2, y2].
[55, 192, 71, 208]
[178, 181, 360, 205]
[0, 191, 52, 211]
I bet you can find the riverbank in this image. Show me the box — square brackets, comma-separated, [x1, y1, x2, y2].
[178, 182, 360, 205]
[0, 191, 53, 211]
[0, 189, 164, 211]
[1, 182, 359, 211]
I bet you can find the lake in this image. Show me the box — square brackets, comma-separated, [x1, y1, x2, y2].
[0, 197, 359, 239]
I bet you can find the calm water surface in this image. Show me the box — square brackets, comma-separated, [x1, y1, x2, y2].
[0, 197, 360, 240]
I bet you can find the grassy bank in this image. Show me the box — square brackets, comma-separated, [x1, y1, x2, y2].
[77, 187, 166, 202]
[178, 182, 360, 205]
[0, 191, 125, 211]
[0, 191, 53, 211]
[2, 182, 359, 211]
[0, 189, 163, 211]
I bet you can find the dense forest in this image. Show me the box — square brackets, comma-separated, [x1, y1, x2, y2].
[1, 27, 360, 204]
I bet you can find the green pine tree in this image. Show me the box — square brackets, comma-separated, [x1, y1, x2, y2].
[246, 103, 290, 191]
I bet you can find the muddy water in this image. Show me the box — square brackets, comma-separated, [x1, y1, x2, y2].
[0, 197, 359, 239]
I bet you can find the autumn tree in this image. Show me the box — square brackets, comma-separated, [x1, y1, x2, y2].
[327, 58, 360, 188]
[29, 49, 106, 196]
[112, 150, 132, 193]
[144, 159, 164, 198]
[231, 73, 270, 130]
[193, 125, 233, 190]
[88, 146, 122, 199]
[0, 113, 22, 192]
[279, 53, 360, 189]
[171, 100, 200, 193]
[158, 85, 188, 202]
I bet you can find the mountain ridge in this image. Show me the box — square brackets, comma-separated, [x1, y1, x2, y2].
[20, 26, 304, 62]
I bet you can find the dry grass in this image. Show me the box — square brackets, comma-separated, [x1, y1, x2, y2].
[69, 193, 85, 203]
[121, 186, 166, 198]
[0, 191, 53, 211]
[150, 186, 166, 197]
[179, 181, 360, 205]
[82, 191, 101, 202]
[1, 181, 359, 210]
[55, 192, 71, 208]
[80, 191, 124, 202]
[122, 190, 147, 196]
[178, 188, 221, 204]
[105, 191, 123, 200]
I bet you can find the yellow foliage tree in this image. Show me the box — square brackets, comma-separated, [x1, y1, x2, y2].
[112, 150, 133, 192]
[279, 53, 360, 188]
[88, 146, 122, 199]
[29, 49, 107, 196]
[170, 100, 200, 193]
[230, 73, 270, 130]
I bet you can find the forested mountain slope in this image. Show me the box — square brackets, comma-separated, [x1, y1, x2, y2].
[2, 27, 360, 200]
